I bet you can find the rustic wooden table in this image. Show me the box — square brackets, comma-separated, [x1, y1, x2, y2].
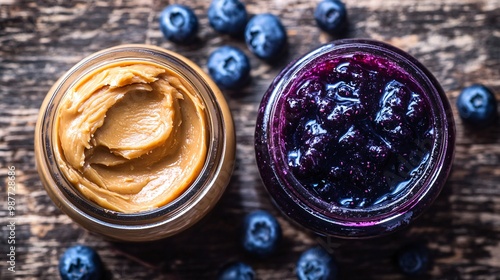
[1, 0, 500, 279]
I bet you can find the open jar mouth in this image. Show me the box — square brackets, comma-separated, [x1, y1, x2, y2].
[37, 45, 228, 227]
[256, 39, 455, 237]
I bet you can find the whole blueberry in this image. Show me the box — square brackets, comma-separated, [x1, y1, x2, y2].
[218, 262, 255, 280]
[396, 243, 430, 276]
[314, 0, 348, 35]
[59, 245, 103, 280]
[296, 247, 338, 280]
[207, 45, 251, 90]
[456, 84, 497, 127]
[208, 0, 247, 36]
[159, 4, 198, 44]
[244, 14, 287, 61]
[242, 210, 282, 257]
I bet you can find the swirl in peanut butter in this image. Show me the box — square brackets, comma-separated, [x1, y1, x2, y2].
[54, 63, 207, 213]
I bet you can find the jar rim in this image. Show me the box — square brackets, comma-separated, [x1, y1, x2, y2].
[255, 39, 455, 238]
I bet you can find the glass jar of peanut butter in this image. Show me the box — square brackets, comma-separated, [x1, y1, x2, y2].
[35, 45, 235, 241]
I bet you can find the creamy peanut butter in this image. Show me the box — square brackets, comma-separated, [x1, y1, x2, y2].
[54, 62, 207, 213]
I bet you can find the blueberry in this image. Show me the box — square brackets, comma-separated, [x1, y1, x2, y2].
[242, 210, 282, 257]
[218, 262, 255, 280]
[374, 103, 412, 142]
[207, 45, 251, 90]
[367, 142, 390, 163]
[318, 100, 343, 127]
[456, 84, 497, 127]
[244, 14, 287, 61]
[59, 245, 103, 280]
[314, 0, 348, 35]
[386, 123, 413, 141]
[208, 0, 247, 36]
[338, 125, 365, 149]
[286, 80, 324, 119]
[381, 80, 410, 111]
[296, 146, 323, 175]
[159, 4, 198, 44]
[374, 106, 397, 127]
[302, 119, 328, 139]
[298, 79, 325, 99]
[396, 243, 430, 276]
[325, 81, 358, 100]
[296, 247, 338, 280]
[406, 92, 426, 121]
[320, 82, 364, 127]
[305, 134, 332, 153]
[286, 95, 310, 120]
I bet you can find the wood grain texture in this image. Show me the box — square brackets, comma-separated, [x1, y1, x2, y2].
[1, 0, 500, 279]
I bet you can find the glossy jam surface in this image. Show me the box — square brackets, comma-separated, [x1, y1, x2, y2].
[280, 53, 435, 209]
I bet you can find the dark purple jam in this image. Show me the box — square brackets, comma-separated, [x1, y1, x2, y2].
[281, 53, 435, 209]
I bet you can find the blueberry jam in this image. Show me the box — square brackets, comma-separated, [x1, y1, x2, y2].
[281, 53, 434, 209]
[256, 40, 455, 238]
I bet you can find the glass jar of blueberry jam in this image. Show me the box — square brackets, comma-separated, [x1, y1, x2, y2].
[255, 39, 455, 238]
[35, 45, 235, 241]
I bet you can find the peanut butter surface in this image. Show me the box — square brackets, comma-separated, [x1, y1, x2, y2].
[54, 62, 207, 213]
